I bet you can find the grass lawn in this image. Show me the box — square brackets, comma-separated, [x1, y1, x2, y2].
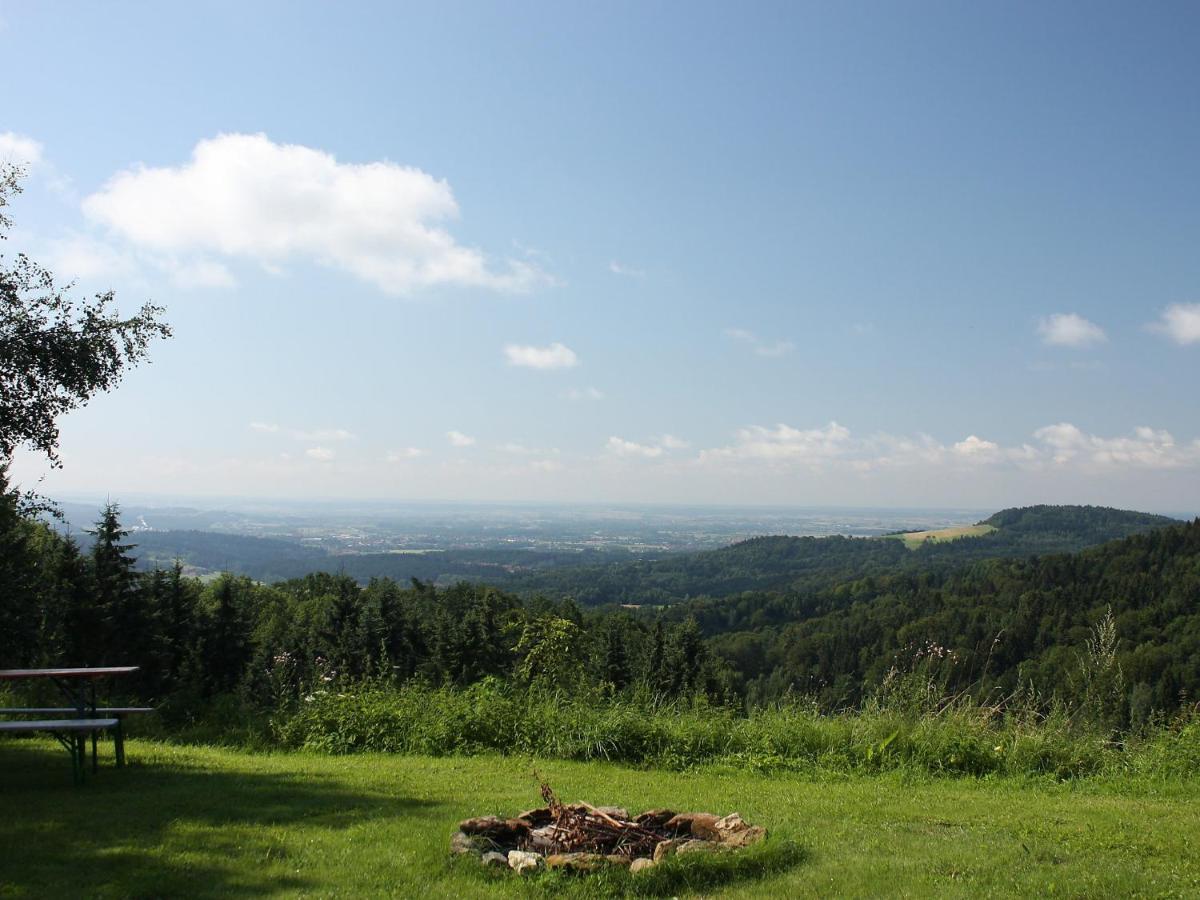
[1, 739, 1198, 898]
[889, 524, 998, 550]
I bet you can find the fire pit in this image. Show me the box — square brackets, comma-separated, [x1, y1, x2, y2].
[450, 782, 766, 874]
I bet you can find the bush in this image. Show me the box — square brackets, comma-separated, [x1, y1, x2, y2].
[266, 680, 1193, 780]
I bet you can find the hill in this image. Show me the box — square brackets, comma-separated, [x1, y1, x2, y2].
[691, 516, 1200, 709]
[510, 505, 1180, 605]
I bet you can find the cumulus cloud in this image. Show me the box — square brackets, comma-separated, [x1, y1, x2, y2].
[606, 437, 664, 458]
[605, 434, 690, 458]
[1032, 423, 1192, 468]
[0, 132, 42, 167]
[702, 422, 854, 463]
[504, 342, 579, 370]
[1037, 313, 1107, 348]
[953, 435, 1000, 458]
[386, 447, 425, 462]
[447, 430, 476, 448]
[305, 446, 335, 461]
[1150, 303, 1200, 346]
[564, 387, 604, 401]
[699, 420, 1200, 472]
[81, 132, 550, 295]
[724, 327, 794, 358]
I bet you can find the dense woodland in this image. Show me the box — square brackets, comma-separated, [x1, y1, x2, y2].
[2, 466, 1198, 730]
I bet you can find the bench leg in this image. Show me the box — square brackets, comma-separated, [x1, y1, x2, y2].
[115, 720, 126, 768]
[92, 729, 98, 774]
[74, 734, 86, 784]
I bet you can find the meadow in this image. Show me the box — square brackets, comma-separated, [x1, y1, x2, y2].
[2, 738, 1199, 899]
[888, 524, 998, 549]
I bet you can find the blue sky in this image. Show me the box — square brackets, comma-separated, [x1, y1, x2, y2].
[3, 1, 1199, 510]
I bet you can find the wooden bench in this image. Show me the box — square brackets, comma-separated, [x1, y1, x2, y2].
[0, 707, 154, 717]
[0, 718, 121, 783]
[0, 707, 152, 770]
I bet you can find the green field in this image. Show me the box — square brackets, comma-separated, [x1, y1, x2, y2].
[888, 523, 998, 550]
[2, 739, 1198, 898]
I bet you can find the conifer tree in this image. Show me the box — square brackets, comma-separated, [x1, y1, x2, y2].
[89, 502, 147, 664]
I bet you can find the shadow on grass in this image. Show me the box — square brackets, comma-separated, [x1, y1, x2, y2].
[456, 833, 809, 898]
[0, 740, 442, 898]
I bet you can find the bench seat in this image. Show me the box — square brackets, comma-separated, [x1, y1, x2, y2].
[0, 707, 153, 716]
[0, 718, 125, 782]
[0, 717, 120, 733]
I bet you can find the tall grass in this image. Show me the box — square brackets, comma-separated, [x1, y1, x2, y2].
[269, 677, 1200, 780]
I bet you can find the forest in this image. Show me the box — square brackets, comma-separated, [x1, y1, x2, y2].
[3, 466, 1197, 737]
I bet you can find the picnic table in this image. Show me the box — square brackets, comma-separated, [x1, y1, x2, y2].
[0, 667, 148, 783]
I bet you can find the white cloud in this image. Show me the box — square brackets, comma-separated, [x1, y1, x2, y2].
[1037, 313, 1107, 348]
[386, 447, 425, 462]
[606, 436, 664, 458]
[698, 420, 1200, 473]
[609, 260, 645, 277]
[953, 435, 1000, 458]
[504, 341, 579, 370]
[447, 430, 476, 448]
[1032, 423, 1193, 468]
[0, 132, 42, 167]
[1150, 303, 1200, 346]
[81, 132, 551, 295]
[605, 434, 689, 458]
[305, 446, 335, 461]
[564, 387, 604, 401]
[703, 422, 853, 463]
[724, 327, 794, 358]
[249, 422, 280, 434]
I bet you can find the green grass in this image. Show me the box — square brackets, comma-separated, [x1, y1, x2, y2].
[2, 739, 1199, 898]
[887, 523, 998, 550]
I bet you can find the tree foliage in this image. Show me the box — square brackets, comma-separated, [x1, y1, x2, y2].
[0, 164, 170, 466]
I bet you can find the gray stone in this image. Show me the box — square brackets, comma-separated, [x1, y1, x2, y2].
[450, 831, 484, 857]
[507, 850, 543, 874]
[652, 839, 680, 863]
[481, 851, 508, 868]
[596, 806, 629, 820]
[721, 825, 767, 848]
[677, 839, 724, 855]
[630, 857, 656, 874]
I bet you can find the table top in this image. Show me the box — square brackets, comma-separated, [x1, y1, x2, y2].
[0, 667, 139, 680]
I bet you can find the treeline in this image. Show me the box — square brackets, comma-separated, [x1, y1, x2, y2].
[4, 469, 1199, 732]
[0, 476, 729, 710]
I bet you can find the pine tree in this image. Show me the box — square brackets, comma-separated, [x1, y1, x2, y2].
[200, 574, 252, 695]
[89, 502, 147, 665]
[0, 465, 37, 664]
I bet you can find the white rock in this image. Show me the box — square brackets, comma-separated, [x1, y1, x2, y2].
[507, 850, 543, 874]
